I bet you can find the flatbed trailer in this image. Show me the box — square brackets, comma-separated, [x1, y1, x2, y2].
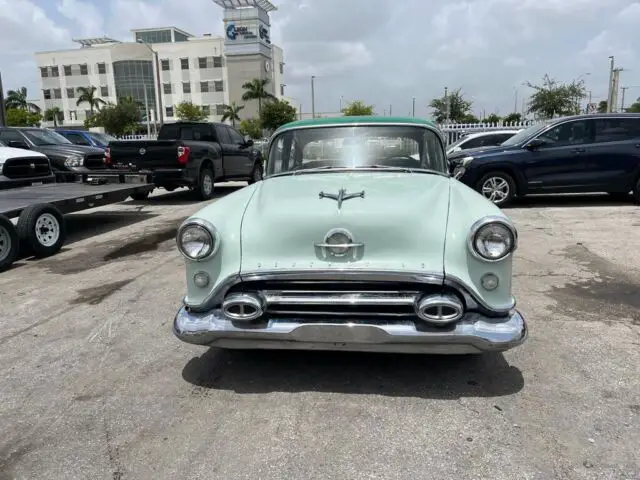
[0, 172, 154, 272]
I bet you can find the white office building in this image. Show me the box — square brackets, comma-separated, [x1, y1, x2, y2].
[34, 0, 287, 129]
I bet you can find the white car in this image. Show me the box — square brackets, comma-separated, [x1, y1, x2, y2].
[0, 145, 55, 189]
[446, 130, 521, 155]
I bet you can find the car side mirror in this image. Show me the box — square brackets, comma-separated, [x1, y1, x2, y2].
[244, 137, 254, 147]
[525, 138, 547, 150]
[7, 140, 29, 149]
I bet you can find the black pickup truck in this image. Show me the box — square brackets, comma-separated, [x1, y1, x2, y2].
[107, 121, 264, 200]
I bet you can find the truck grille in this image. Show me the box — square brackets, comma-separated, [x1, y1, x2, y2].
[85, 154, 106, 169]
[2, 156, 51, 178]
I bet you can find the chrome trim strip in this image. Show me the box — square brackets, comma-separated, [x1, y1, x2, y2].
[467, 215, 518, 263]
[313, 243, 364, 249]
[262, 290, 420, 306]
[266, 309, 415, 318]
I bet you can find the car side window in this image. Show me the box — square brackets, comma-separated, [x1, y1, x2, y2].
[227, 127, 245, 145]
[494, 133, 514, 144]
[594, 118, 640, 143]
[460, 136, 485, 149]
[0, 130, 27, 143]
[215, 126, 231, 144]
[537, 120, 593, 147]
[65, 133, 91, 145]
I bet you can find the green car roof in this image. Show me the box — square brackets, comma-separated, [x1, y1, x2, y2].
[275, 116, 438, 132]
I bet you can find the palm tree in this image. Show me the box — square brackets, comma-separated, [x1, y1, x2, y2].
[221, 102, 245, 127]
[76, 86, 106, 115]
[241, 78, 275, 118]
[44, 107, 63, 127]
[5, 87, 41, 112]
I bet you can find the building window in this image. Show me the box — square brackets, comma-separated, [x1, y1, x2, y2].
[68, 110, 77, 121]
[163, 83, 172, 94]
[200, 81, 209, 93]
[215, 104, 225, 115]
[100, 86, 109, 97]
[112, 59, 157, 115]
[43, 89, 51, 100]
[53, 88, 62, 99]
[214, 80, 223, 92]
[161, 59, 170, 71]
[202, 105, 210, 116]
[280, 84, 285, 96]
[97, 63, 106, 74]
[63, 65, 72, 76]
[40, 67, 48, 78]
[198, 57, 207, 69]
[80, 64, 88, 75]
[213, 56, 222, 68]
[165, 106, 174, 117]
[181, 58, 189, 70]
[51, 66, 59, 77]
[279, 63, 284, 74]
[66, 88, 75, 98]
[183, 82, 191, 93]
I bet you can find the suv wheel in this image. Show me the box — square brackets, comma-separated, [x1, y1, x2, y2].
[196, 167, 215, 200]
[476, 172, 516, 207]
[248, 163, 263, 184]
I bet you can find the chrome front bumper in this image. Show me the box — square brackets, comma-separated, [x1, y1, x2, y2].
[173, 307, 527, 354]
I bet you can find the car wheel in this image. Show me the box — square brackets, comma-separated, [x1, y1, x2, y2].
[195, 167, 215, 200]
[476, 172, 516, 207]
[0, 215, 19, 272]
[130, 190, 151, 201]
[248, 163, 263, 184]
[16, 203, 66, 258]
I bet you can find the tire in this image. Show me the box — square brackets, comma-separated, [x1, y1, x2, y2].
[476, 171, 517, 207]
[607, 192, 630, 201]
[195, 167, 215, 200]
[248, 163, 263, 185]
[162, 186, 176, 192]
[16, 204, 66, 258]
[0, 215, 19, 272]
[129, 190, 151, 201]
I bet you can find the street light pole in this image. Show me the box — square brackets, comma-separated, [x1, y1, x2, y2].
[0, 71, 6, 127]
[143, 83, 151, 137]
[607, 56, 615, 113]
[138, 39, 163, 126]
[311, 76, 316, 119]
[412, 97, 415, 117]
[621, 86, 628, 111]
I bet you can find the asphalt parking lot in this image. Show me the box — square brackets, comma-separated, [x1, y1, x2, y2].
[0, 187, 638, 480]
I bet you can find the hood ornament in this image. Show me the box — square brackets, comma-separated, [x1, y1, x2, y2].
[319, 188, 365, 209]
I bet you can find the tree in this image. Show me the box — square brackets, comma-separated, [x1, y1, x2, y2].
[341, 100, 375, 116]
[525, 74, 586, 119]
[625, 98, 640, 113]
[239, 118, 263, 139]
[174, 101, 207, 121]
[483, 113, 502, 124]
[4, 87, 40, 112]
[86, 102, 141, 137]
[241, 78, 275, 118]
[597, 100, 608, 113]
[260, 99, 297, 132]
[76, 86, 106, 114]
[221, 102, 245, 127]
[44, 107, 63, 127]
[503, 112, 522, 124]
[6, 108, 42, 127]
[429, 88, 473, 123]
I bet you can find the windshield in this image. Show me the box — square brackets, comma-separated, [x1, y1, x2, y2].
[266, 125, 447, 176]
[23, 129, 73, 146]
[500, 121, 552, 146]
[446, 134, 469, 150]
[88, 132, 117, 145]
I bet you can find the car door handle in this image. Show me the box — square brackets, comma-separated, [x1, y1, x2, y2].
[571, 148, 586, 153]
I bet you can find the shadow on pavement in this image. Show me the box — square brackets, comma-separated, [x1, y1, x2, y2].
[505, 193, 636, 209]
[64, 211, 159, 245]
[127, 185, 245, 206]
[182, 348, 524, 399]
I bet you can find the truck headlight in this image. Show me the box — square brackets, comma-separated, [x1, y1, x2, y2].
[468, 216, 517, 262]
[64, 154, 84, 167]
[176, 219, 219, 261]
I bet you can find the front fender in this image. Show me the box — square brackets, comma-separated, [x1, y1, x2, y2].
[444, 181, 516, 313]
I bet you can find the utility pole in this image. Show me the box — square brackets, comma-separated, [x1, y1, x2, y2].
[621, 86, 628, 112]
[513, 88, 518, 114]
[0, 71, 6, 127]
[311, 76, 316, 119]
[611, 68, 623, 112]
[389, 104, 392, 116]
[143, 83, 151, 137]
[412, 97, 415, 117]
[607, 56, 615, 113]
[444, 87, 450, 123]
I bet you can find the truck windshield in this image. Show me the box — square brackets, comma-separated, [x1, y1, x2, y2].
[88, 132, 117, 145]
[267, 125, 447, 176]
[23, 129, 73, 146]
[500, 121, 552, 147]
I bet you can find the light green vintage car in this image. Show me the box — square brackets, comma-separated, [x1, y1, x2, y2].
[173, 116, 527, 354]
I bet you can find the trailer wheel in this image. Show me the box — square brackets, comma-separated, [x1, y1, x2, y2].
[0, 215, 19, 272]
[130, 190, 151, 201]
[16, 204, 66, 258]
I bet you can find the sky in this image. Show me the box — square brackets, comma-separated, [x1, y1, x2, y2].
[1, 0, 639, 119]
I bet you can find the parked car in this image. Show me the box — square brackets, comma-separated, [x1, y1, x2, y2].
[173, 116, 527, 355]
[0, 127, 107, 181]
[446, 130, 521, 155]
[448, 114, 640, 206]
[56, 129, 117, 150]
[107, 121, 264, 200]
[0, 143, 56, 190]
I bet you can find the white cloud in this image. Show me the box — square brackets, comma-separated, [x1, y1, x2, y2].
[57, 0, 103, 38]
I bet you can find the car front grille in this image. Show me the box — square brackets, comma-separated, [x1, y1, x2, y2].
[85, 154, 106, 169]
[2, 156, 51, 178]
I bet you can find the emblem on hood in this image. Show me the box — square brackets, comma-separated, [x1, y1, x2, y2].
[319, 188, 365, 209]
[139, 148, 146, 155]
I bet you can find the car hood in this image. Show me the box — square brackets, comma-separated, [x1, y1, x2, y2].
[34, 145, 104, 157]
[0, 147, 47, 163]
[240, 172, 451, 275]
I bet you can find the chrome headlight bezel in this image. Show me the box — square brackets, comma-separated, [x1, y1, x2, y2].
[467, 216, 518, 262]
[176, 218, 220, 261]
[64, 154, 84, 167]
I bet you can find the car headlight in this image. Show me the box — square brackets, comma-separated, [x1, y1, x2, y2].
[461, 156, 474, 167]
[64, 154, 84, 167]
[468, 216, 517, 262]
[176, 219, 220, 261]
